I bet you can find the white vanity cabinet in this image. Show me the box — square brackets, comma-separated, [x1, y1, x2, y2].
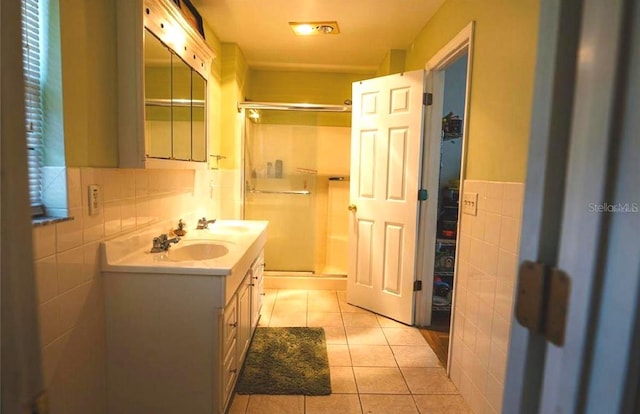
[102, 222, 267, 414]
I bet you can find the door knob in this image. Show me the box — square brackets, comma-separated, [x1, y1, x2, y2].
[348, 204, 357, 212]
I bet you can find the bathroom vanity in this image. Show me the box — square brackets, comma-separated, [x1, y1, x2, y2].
[101, 220, 267, 414]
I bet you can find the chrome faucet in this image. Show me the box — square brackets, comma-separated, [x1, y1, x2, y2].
[196, 217, 216, 229]
[150, 234, 180, 253]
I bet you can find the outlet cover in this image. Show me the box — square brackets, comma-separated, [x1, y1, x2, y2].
[462, 192, 478, 216]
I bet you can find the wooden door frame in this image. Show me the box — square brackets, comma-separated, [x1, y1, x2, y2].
[505, 0, 640, 412]
[414, 22, 474, 359]
[1, 0, 45, 411]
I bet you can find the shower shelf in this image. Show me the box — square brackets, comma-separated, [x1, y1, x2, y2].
[248, 189, 311, 195]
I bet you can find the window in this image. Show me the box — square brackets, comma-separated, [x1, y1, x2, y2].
[21, 0, 44, 215]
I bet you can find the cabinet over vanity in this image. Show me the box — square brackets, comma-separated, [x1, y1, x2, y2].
[101, 220, 267, 414]
[117, 0, 214, 169]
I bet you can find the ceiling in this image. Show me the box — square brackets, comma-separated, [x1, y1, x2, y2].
[191, 0, 445, 73]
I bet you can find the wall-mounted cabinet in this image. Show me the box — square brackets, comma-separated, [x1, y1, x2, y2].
[117, 0, 214, 169]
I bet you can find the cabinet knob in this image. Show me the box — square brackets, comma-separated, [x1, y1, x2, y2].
[229, 369, 237, 374]
[229, 322, 237, 327]
[249, 283, 255, 287]
[260, 293, 266, 296]
[252, 276, 258, 280]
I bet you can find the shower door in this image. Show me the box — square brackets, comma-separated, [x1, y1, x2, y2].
[243, 108, 351, 275]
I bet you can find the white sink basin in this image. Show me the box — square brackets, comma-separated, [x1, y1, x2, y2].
[166, 242, 230, 262]
[101, 219, 268, 276]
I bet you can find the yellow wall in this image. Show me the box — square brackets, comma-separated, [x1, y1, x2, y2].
[376, 49, 407, 76]
[405, 0, 539, 182]
[219, 43, 250, 170]
[249, 70, 370, 105]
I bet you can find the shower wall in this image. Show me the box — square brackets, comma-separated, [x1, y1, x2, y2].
[244, 116, 350, 274]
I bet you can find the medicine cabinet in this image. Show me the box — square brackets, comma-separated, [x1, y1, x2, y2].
[117, 0, 214, 169]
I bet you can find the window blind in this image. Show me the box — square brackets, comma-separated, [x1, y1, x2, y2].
[21, 0, 43, 209]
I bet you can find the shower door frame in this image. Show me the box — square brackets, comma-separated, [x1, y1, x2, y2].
[239, 102, 352, 275]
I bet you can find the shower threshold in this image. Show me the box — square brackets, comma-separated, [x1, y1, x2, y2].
[264, 271, 347, 290]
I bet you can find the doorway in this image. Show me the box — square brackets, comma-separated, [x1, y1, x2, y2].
[422, 52, 469, 366]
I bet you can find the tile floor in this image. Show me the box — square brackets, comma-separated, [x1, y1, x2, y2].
[228, 289, 472, 414]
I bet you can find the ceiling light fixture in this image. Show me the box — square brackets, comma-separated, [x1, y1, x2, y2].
[289, 21, 340, 36]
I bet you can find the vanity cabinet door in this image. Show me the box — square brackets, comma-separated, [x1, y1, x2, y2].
[251, 252, 265, 329]
[237, 275, 252, 363]
[221, 297, 238, 407]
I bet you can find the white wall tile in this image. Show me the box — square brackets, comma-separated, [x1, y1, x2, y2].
[499, 216, 520, 254]
[56, 210, 83, 252]
[121, 169, 136, 200]
[58, 282, 91, 333]
[471, 210, 486, 240]
[35, 165, 208, 414]
[82, 210, 105, 244]
[57, 247, 85, 294]
[83, 242, 101, 281]
[120, 200, 137, 232]
[67, 168, 82, 209]
[485, 372, 504, 414]
[33, 225, 56, 259]
[39, 299, 60, 346]
[103, 202, 122, 236]
[35, 256, 58, 304]
[484, 213, 501, 246]
[450, 179, 524, 413]
[486, 182, 504, 200]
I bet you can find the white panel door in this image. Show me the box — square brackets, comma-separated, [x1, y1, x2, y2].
[347, 70, 425, 324]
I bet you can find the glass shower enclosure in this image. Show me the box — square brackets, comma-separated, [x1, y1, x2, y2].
[241, 103, 351, 276]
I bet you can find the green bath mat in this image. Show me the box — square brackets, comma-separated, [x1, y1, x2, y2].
[235, 327, 331, 395]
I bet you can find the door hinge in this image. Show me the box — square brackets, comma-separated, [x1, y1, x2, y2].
[515, 260, 571, 346]
[413, 280, 422, 291]
[418, 189, 428, 201]
[423, 92, 433, 106]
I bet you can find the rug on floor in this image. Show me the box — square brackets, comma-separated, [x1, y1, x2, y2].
[235, 327, 331, 395]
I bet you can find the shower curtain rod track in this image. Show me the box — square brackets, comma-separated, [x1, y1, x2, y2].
[238, 101, 352, 112]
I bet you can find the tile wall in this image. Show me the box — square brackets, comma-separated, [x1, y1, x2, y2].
[32, 167, 220, 414]
[448, 180, 524, 414]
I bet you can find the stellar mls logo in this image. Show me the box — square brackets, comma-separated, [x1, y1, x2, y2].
[588, 202, 639, 213]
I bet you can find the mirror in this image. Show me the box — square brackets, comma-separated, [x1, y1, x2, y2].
[143, 28, 207, 163]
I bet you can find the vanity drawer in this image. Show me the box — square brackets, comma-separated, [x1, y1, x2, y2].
[223, 298, 238, 352]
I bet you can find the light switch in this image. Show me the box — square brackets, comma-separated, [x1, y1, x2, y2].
[462, 192, 478, 216]
[88, 185, 101, 216]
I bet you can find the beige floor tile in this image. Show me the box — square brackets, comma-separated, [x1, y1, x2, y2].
[308, 312, 344, 327]
[401, 367, 459, 394]
[342, 312, 380, 327]
[359, 394, 420, 414]
[382, 327, 427, 346]
[306, 394, 363, 414]
[391, 345, 441, 367]
[327, 344, 352, 366]
[339, 300, 369, 313]
[245, 395, 304, 414]
[323, 326, 348, 344]
[376, 314, 409, 328]
[330, 366, 358, 393]
[413, 394, 472, 414]
[349, 345, 397, 367]
[308, 291, 341, 311]
[268, 311, 306, 327]
[275, 289, 308, 301]
[353, 367, 410, 394]
[228, 394, 249, 414]
[346, 326, 389, 345]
